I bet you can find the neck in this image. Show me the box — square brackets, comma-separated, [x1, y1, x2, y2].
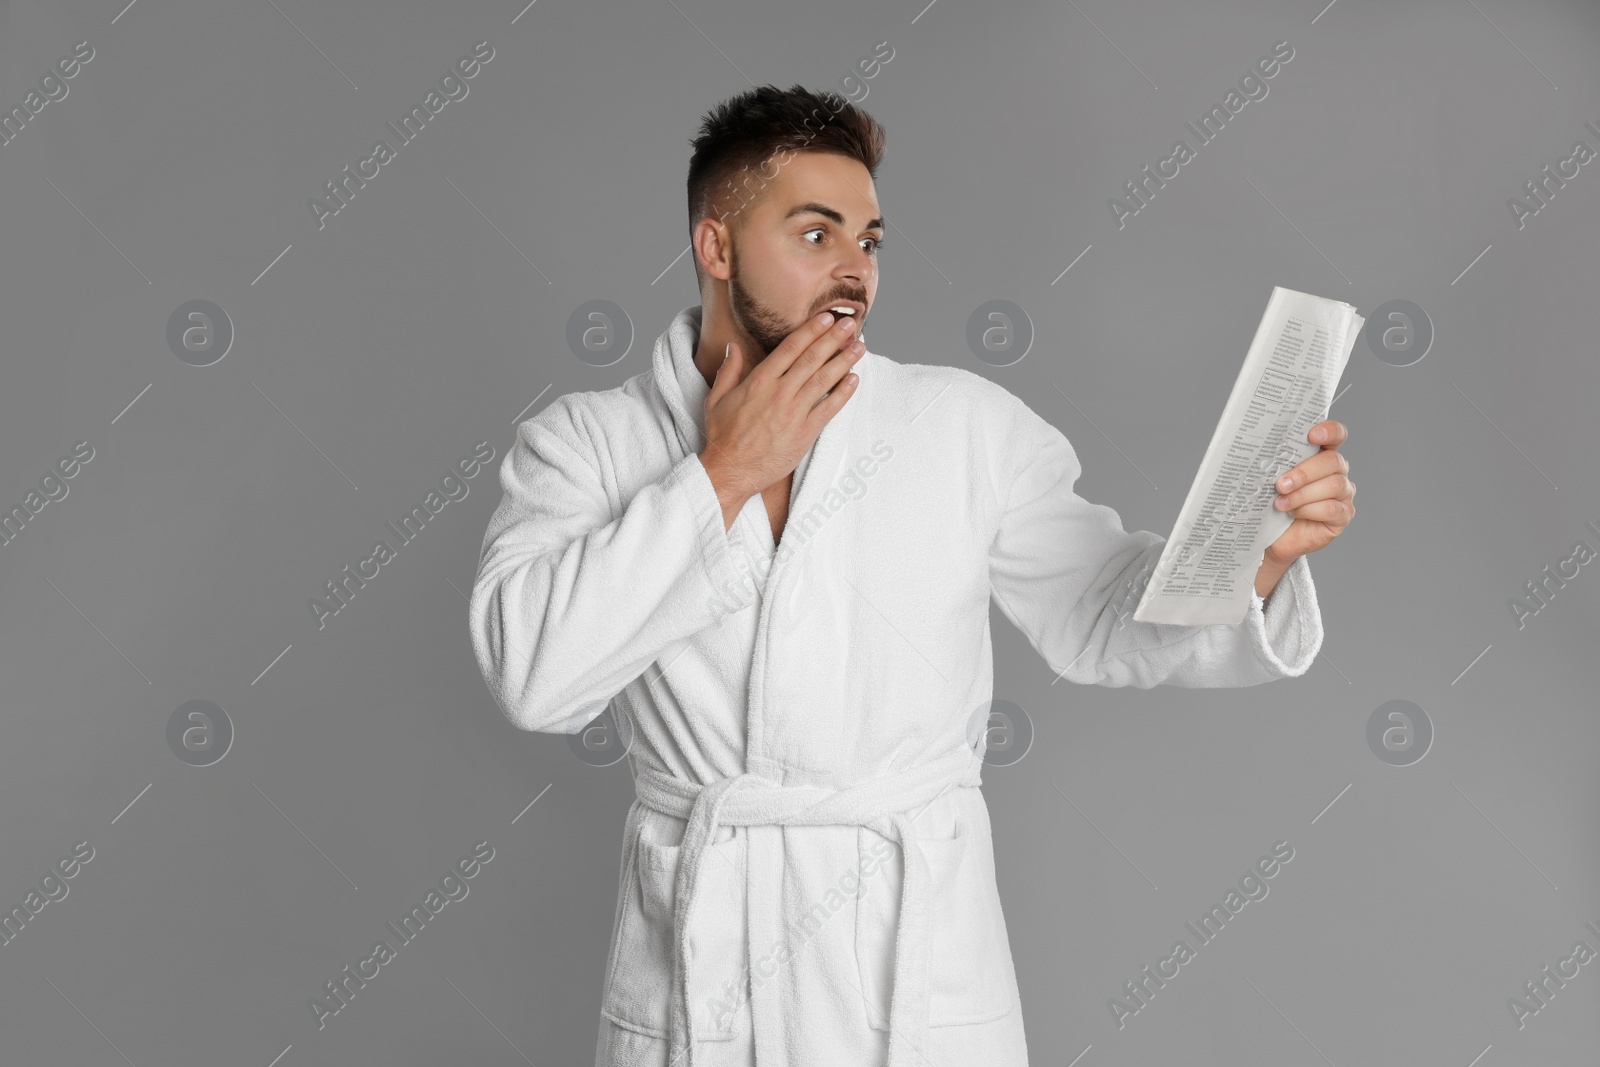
[691, 298, 766, 390]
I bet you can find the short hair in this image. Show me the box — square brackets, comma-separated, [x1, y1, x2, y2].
[686, 84, 887, 289]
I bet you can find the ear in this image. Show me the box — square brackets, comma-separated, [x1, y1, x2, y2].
[694, 216, 735, 284]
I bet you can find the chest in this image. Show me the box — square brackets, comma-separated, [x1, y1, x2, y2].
[762, 474, 794, 546]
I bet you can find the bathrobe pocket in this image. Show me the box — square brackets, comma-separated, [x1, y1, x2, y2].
[855, 818, 1015, 1028]
[601, 827, 746, 1042]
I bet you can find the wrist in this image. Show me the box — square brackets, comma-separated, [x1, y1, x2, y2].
[1262, 544, 1298, 570]
[700, 452, 755, 530]
[1254, 550, 1294, 599]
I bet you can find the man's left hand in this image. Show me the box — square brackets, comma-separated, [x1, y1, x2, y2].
[1264, 419, 1356, 566]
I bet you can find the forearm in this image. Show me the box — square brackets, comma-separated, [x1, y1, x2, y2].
[1254, 552, 1294, 602]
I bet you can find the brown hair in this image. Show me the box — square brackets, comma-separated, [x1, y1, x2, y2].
[686, 84, 886, 289]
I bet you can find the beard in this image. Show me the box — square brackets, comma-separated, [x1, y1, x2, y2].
[726, 242, 800, 361]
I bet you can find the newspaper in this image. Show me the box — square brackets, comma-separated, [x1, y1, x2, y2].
[1131, 286, 1363, 626]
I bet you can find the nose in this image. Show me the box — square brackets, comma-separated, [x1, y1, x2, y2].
[840, 240, 875, 282]
[834, 274, 871, 310]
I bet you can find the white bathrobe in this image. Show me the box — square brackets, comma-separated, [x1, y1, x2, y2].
[468, 305, 1324, 1067]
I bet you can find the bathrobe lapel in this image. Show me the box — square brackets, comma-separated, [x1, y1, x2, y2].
[652, 304, 868, 621]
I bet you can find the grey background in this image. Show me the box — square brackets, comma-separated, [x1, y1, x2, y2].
[2, 0, 1597, 1064]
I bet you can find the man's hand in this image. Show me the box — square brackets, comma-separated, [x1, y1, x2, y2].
[700, 311, 867, 529]
[1254, 419, 1356, 597]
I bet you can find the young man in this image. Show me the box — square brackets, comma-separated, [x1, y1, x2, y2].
[469, 84, 1355, 1067]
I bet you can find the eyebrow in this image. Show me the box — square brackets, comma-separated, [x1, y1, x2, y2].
[784, 201, 885, 233]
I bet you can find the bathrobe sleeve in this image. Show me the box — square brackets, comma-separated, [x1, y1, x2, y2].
[986, 391, 1323, 689]
[469, 397, 757, 733]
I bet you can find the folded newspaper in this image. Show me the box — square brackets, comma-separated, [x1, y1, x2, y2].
[1131, 286, 1364, 626]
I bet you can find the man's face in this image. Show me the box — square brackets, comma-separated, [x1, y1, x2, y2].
[719, 150, 883, 359]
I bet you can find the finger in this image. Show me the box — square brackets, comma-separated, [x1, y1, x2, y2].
[778, 313, 860, 397]
[1276, 450, 1347, 494]
[759, 311, 855, 384]
[708, 341, 742, 405]
[1278, 497, 1355, 525]
[1309, 419, 1347, 447]
[805, 367, 861, 429]
[1275, 472, 1355, 511]
[798, 338, 866, 410]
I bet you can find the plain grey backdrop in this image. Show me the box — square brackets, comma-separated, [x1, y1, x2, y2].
[2, 0, 1597, 1064]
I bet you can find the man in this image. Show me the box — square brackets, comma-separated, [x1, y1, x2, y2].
[468, 84, 1356, 1067]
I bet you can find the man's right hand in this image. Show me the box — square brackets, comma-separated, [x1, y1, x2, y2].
[700, 310, 866, 529]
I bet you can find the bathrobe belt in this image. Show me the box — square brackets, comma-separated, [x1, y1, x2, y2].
[633, 746, 984, 1067]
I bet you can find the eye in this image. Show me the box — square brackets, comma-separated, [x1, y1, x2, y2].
[802, 227, 886, 255]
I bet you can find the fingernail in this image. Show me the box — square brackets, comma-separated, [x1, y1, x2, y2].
[820, 312, 834, 325]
